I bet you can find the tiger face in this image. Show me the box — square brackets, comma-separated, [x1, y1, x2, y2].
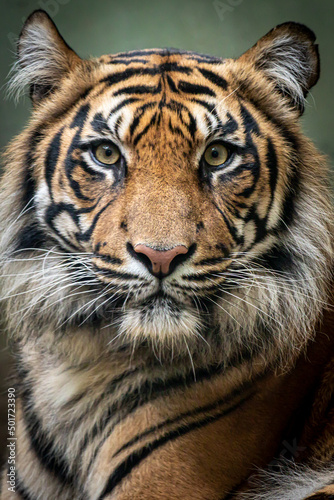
[32, 52, 272, 344]
[2, 11, 333, 364]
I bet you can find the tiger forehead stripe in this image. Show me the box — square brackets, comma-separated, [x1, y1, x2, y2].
[84, 77, 231, 147]
[101, 64, 193, 87]
[84, 56, 230, 120]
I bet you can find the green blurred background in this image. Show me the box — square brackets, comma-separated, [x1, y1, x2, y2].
[0, 0, 333, 458]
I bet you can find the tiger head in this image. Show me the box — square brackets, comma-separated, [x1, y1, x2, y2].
[1, 11, 333, 366]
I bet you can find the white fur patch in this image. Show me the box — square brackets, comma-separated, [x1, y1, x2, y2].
[257, 35, 314, 110]
[239, 463, 334, 500]
[7, 23, 71, 102]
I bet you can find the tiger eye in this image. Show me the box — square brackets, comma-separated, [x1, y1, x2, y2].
[94, 143, 120, 165]
[204, 143, 229, 167]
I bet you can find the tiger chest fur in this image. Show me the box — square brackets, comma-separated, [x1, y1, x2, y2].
[0, 10, 334, 500]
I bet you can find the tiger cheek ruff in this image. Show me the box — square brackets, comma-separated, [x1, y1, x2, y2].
[1, 9, 334, 500]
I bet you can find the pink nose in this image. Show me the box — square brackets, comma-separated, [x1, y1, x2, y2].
[134, 244, 189, 276]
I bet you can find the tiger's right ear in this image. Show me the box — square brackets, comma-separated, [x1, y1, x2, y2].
[238, 22, 320, 114]
[9, 10, 81, 103]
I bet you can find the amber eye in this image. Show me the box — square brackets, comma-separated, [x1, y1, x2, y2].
[204, 143, 229, 167]
[92, 142, 120, 166]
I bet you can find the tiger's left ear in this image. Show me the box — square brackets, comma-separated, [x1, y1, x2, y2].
[238, 22, 320, 114]
[9, 9, 81, 103]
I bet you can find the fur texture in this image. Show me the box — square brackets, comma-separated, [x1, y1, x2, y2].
[0, 11, 333, 500]
[240, 464, 334, 500]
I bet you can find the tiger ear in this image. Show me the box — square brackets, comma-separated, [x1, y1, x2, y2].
[9, 10, 81, 103]
[238, 22, 320, 114]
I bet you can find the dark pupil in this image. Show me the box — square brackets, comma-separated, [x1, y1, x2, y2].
[211, 148, 219, 158]
[103, 146, 112, 157]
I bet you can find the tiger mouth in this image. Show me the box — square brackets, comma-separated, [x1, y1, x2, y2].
[133, 290, 183, 311]
[93, 271, 223, 316]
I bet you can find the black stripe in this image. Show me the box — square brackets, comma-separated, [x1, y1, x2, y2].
[66, 162, 93, 201]
[74, 367, 197, 440]
[108, 58, 149, 65]
[204, 112, 213, 130]
[186, 53, 223, 63]
[50, 85, 94, 123]
[236, 88, 299, 151]
[23, 128, 44, 208]
[133, 113, 158, 146]
[198, 68, 228, 91]
[166, 98, 190, 113]
[244, 205, 267, 244]
[182, 271, 222, 281]
[195, 256, 227, 266]
[192, 98, 224, 129]
[166, 74, 178, 92]
[64, 104, 94, 201]
[98, 393, 252, 498]
[192, 99, 217, 113]
[45, 129, 63, 201]
[217, 161, 257, 187]
[187, 110, 197, 139]
[111, 49, 165, 58]
[66, 150, 94, 201]
[129, 102, 157, 136]
[172, 283, 223, 293]
[94, 253, 122, 265]
[266, 137, 279, 202]
[114, 82, 162, 96]
[14, 221, 45, 252]
[21, 388, 75, 486]
[77, 199, 117, 243]
[114, 115, 123, 140]
[92, 263, 142, 281]
[21, 165, 37, 209]
[101, 63, 188, 88]
[178, 80, 216, 96]
[222, 492, 236, 500]
[91, 112, 112, 135]
[217, 196, 241, 219]
[240, 103, 260, 136]
[168, 118, 186, 138]
[110, 49, 221, 62]
[222, 112, 239, 136]
[109, 97, 140, 116]
[260, 245, 298, 275]
[166, 101, 197, 139]
[212, 201, 241, 244]
[102, 68, 158, 86]
[77, 159, 105, 181]
[45, 203, 82, 251]
[70, 103, 91, 129]
[272, 82, 305, 114]
[113, 382, 256, 457]
[159, 61, 192, 74]
[168, 118, 192, 147]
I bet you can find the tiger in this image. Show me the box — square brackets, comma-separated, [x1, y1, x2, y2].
[0, 8, 333, 500]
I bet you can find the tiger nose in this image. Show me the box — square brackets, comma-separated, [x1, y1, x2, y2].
[134, 244, 189, 277]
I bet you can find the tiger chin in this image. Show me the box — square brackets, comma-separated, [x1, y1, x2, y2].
[1, 9, 334, 500]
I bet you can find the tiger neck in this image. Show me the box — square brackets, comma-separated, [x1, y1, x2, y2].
[14, 320, 334, 498]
